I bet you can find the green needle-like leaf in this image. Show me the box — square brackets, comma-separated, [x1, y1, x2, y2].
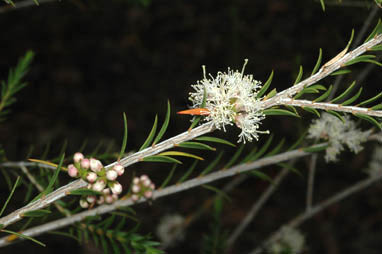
[22, 209, 51, 218]
[263, 108, 300, 118]
[257, 70, 274, 99]
[139, 115, 158, 151]
[311, 48, 323, 75]
[177, 141, 216, 151]
[355, 113, 381, 129]
[118, 112, 128, 159]
[160, 164, 177, 189]
[330, 69, 351, 76]
[303, 144, 329, 153]
[364, 19, 382, 43]
[69, 189, 102, 196]
[143, 155, 182, 164]
[153, 100, 171, 145]
[330, 81, 356, 103]
[195, 136, 236, 147]
[251, 134, 274, 161]
[341, 87, 362, 106]
[314, 85, 333, 102]
[293, 65, 303, 85]
[224, 144, 245, 169]
[200, 151, 223, 176]
[178, 160, 198, 183]
[302, 107, 320, 117]
[0, 176, 20, 217]
[357, 92, 382, 107]
[159, 151, 204, 161]
[247, 170, 273, 183]
[1, 229, 45, 247]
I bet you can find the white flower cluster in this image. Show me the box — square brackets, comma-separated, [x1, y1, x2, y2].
[67, 152, 125, 208]
[156, 214, 185, 247]
[188, 61, 268, 143]
[268, 226, 305, 254]
[366, 146, 382, 178]
[130, 175, 156, 202]
[308, 113, 371, 162]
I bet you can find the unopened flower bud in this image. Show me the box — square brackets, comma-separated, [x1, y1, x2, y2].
[81, 158, 90, 169]
[133, 177, 140, 185]
[144, 190, 153, 198]
[132, 185, 140, 193]
[86, 172, 97, 183]
[79, 199, 89, 208]
[143, 178, 151, 187]
[131, 194, 139, 202]
[113, 163, 125, 176]
[92, 180, 106, 192]
[105, 195, 114, 204]
[103, 188, 111, 195]
[67, 164, 78, 177]
[73, 152, 84, 163]
[140, 175, 149, 181]
[86, 195, 96, 203]
[106, 169, 118, 181]
[150, 183, 155, 190]
[97, 196, 105, 205]
[112, 194, 119, 201]
[110, 182, 122, 195]
[90, 158, 103, 172]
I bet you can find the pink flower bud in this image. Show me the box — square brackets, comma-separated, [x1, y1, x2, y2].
[143, 178, 151, 187]
[86, 172, 97, 183]
[131, 194, 139, 202]
[105, 195, 114, 204]
[112, 194, 119, 201]
[150, 183, 155, 190]
[79, 199, 89, 208]
[110, 182, 122, 195]
[67, 164, 78, 178]
[73, 152, 84, 163]
[144, 190, 153, 198]
[86, 195, 96, 203]
[81, 158, 90, 169]
[140, 175, 149, 181]
[113, 163, 125, 176]
[133, 177, 140, 185]
[97, 196, 105, 205]
[132, 185, 140, 193]
[92, 180, 106, 192]
[103, 188, 111, 195]
[90, 158, 103, 172]
[106, 169, 118, 181]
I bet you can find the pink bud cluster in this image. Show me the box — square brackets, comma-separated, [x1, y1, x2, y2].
[67, 152, 126, 208]
[131, 175, 156, 202]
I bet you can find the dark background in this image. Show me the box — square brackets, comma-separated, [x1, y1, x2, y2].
[0, 0, 382, 253]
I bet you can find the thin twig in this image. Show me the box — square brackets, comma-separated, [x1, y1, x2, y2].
[249, 173, 382, 254]
[306, 154, 318, 211]
[0, 144, 319, 247]
[279, 98, 382, 116]
[226, 167, 290, 250]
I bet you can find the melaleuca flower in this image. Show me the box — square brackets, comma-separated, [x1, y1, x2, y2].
[67, 164, 78, 177]
[106, 169, 118, 181]
[113, 163, 125, 176]
[110, 181, 122, 195]
[73, 152, 84, 163]
[86, 172, 97, 183]
[268, 226, 305, 254]
[90, 158, 103, 172]
[180, 60, 268, 143]
[80, 158, 90, 169]
[130, 175, 155, 202]
[308, 113, 371, 162]
[92, 180, 106, 192]
[156, 214, 186, 247]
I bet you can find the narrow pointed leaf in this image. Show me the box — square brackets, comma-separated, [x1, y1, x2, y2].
[345, 55, 381, 67]
[224, 144, 245, 169]
[247, 170, 273, 183]
[1, 229, 45, 247]
[320, 0, 325, 11]
[28, 159, 60, 170]
[242, 147, 258, 163]
[139, 115, 158, 151]
[160, 164, 177, 189]
[118, 113, 128, 159]
[251, 134, 274, 161]
[202, 185, 231, 202]
[195, 136, 236, 147]
[22, 209, 51, 217]
[143, 155, 182, 164]
[200, 151, 223, 176]
[177, 141, 216, 151]
[365, 19, 382, 42]
[341, 87, 362, 106]
[330, 81, 356, 103]
[302, 107, 320, 117]
[266, 138, 285, 156]
[314, 85, 333, 102]
[330, 69, 351, 76]
[69, 189, 102, 196]
[256, 70, 273, 99]
[326, 110, 344, 122]
[178, 160, 198, 183]
[263, 88, 277, 100]
[357, 92, 382, 107]
[293, 65, 303, 85]
[278, 163, 303, 177]
[0, 176, 20, 217]
[153, 100, 171, 145]
[371, 104, 382, 110]
[288, 130, 308, 151]
[159, 151, 204, 161]
[370, 45, 382, 51]
[263, 108, 300, 118]
[355, 113, 381, 129]
[311, 48, 323, 75]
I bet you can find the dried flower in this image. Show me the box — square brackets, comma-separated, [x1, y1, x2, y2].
[156, 214, 186, 247]
[187, 60, 268, 143]
[308, 113, 371, 162]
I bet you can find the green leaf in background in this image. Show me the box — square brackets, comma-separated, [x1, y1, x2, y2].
[263, 108, 300, 118]
[139, 115, 158, 151]
[118, 112, 128, 159]
[177, 141, 216, 151]
[22, 209, 51, 218]
[143, 155, 182, 164]
[159, 151, 204, 161]
[153, 100, 171, 145]
[257, 70, 274, 99]
[195, 136, 236, 147]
